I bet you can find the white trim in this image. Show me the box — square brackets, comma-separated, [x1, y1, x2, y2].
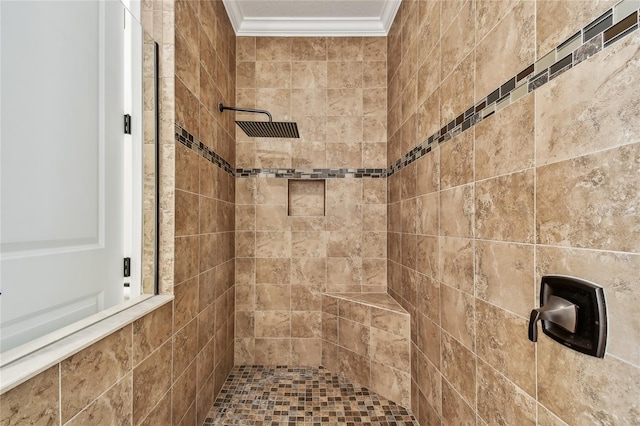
[379, 0, 401, 33]
[222, 0, 401, 36]
[0, 295, 173, 394]
[222, 0, 244, 34]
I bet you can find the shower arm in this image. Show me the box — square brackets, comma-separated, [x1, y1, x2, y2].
[218, 103, 273, 122]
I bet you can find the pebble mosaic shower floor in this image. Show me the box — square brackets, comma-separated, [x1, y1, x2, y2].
[205, 365, 418, 425]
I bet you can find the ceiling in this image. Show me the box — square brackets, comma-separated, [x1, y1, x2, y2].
[222, 0, 402, 36]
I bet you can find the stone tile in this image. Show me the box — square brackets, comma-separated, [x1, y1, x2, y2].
[440, 284, 475, 350]
[439, 237, 474, 294]
[475, 95, 535, 180]
[291, 338, 323, 366]
[476, 299, 536, 396]
[174, 235, 199, 285]
[537, 335, 640, 425]
[338, 318, 370, 357]
[416, 147, 439, 196]
[417, 89, 441, 142]
[255, 284, 291, 310]
[441, 379, 475, 425]
[416, 235, 440, 281]
[416, 349, 441, 416]
[538, 403, 570, 426]
[255, 37, 291, 61]
[371, 327, 411, 372]
[255, 205, 289, 231]
[0, 365, 58, 425]
[255, 258, 290, 284]
[419, 313, 441, 368]
[475, 1, 535, 99]
[476, 170, 535, 243]
[61, 325, 132, 423]
[442, 332, 476, 408]
[197, 339, 215, 393]
[172, 361, 197, 425]
[327, 37, 363, 61]
[371, 306, 410, 336]
[133, 339, 172, 425]
[338, 347, 370, 388]
[370, 362, 412, 408]
[256, 62, 291, 89]
[133, 302, 173, 365]
[440, 0, 475, 80]
[137, 389, 171, 426]
[416, 273, 440, 324]
[536, 31, 640, 166]
[290, 311, 322, 339]
[475, 240, 535, 318]
[440, 53, 474, 126]
[537, 143, 640, 252]
[254, 338, 292, 365]
[290, 259, 327, 290]
[255, 311, 291, 338]
[440, 184, 474, 238]
[66, 373, 132, 426]
[174, 317, 198, 380]
[536, 0, 617, 57]
[476, 360, 536, 426]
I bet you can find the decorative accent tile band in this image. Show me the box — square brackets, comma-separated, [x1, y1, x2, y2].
[236, 167, 387, 179]
[177, 1, 638, 180]
[175, 124, 235, 175]
[387, 0, 639, 177]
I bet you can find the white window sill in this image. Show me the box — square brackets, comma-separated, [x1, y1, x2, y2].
[0, 294, 173, 394]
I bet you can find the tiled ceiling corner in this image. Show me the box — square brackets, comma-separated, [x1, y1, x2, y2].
[222, 0, 401, 36]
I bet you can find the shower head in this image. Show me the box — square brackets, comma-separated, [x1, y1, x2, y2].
[218, 103, 300, 138]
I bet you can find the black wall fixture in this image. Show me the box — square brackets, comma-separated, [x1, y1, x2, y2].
[529, 275, 607, 358]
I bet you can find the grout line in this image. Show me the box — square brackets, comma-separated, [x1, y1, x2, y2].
[58, 363, 62, 426]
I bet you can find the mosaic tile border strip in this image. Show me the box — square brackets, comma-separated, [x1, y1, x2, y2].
[175, 124, 387, 179]
[387, 0, 639, 177]
[236, 167, 387, 179]
[175, 124, 235, 175]
[179, 0, 638, 181]
[205, 365, 418, 425]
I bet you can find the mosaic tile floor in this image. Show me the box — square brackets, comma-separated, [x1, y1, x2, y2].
[205, 365, 418, 425]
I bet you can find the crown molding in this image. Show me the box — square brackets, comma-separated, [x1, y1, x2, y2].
[222, 0, 401, 36]
[380, 0, 401, 33]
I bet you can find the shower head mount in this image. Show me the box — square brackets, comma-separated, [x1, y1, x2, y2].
[218, 103, 300, 138]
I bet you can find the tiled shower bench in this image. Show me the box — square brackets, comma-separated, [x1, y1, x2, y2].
[321, 292, 412, 408]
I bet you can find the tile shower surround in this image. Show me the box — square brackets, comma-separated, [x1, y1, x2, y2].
[175, 3, 639, 181]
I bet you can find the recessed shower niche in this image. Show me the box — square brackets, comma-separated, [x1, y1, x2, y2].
[288, 180, 326, 216]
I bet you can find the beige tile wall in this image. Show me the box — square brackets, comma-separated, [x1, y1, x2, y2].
[235, 36, 387, 169]
[234, 36, 389, 367]
[235, 177, 388, 365]
[173, 0, 236, 424]
[387, 0, 640, 424]
[0, 1, 237, 425]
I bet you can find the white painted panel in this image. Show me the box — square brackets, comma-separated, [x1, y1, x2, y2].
[0, 1, 127, 352]
[1, 1, 100, 250]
